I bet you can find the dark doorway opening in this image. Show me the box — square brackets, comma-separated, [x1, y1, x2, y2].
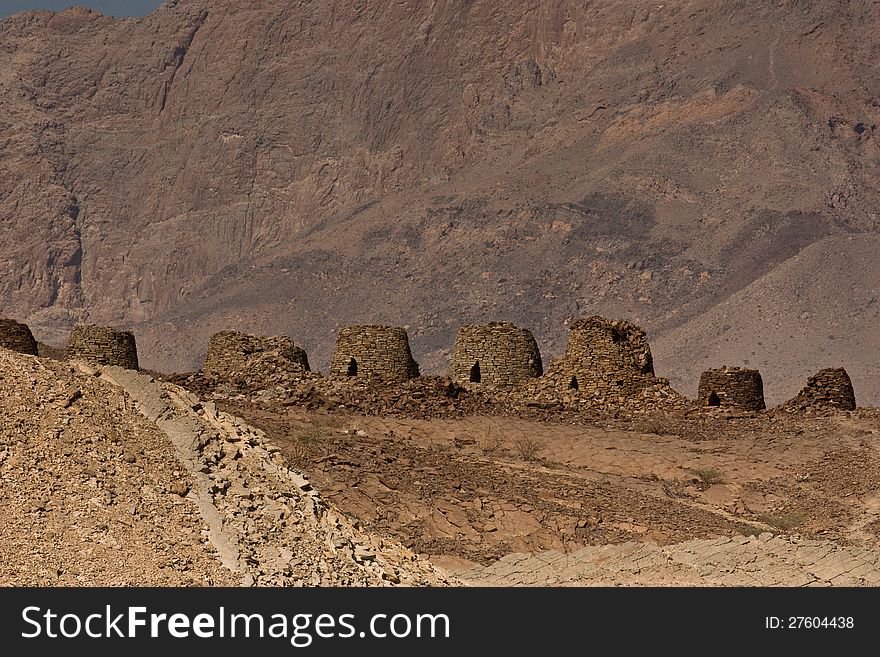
[470, 361, 481, 383]
[347, 358, 358, 376]
[707, 391, 720, 406]
[569, 376, 579, 390]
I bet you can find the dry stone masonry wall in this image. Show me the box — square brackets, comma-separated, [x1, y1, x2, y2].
[539, 316, 658, 394]
[784, 368, 856, 411]
[556, 316, 654, 377]
[449, 322, 543, 387]
[521, 316, 687, 412]
[203, 331, 310, 377]
[698, 367, 765, 411]
[329, 325, 420, 382]
[65, 324, 139, 370]
[0, 318, 38, 356]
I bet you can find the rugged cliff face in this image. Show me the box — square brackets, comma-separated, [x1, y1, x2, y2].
[1, 0, 878, 403]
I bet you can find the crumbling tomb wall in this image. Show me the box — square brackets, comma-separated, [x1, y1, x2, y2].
[543, 316, 657, 394]
[65, 324, 139, 370]
[784, 368, 856, 411]
[0, 318, 38, 356]
[698, 367, 765, 411]
[329, 325, 420, 381]
[203, 331, 310, 377]
[449, 322, 542, 387]
[520, 316, 685, 411]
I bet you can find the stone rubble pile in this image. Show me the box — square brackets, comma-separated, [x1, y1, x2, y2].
[204, 330, 311, 376]
[97, 364, 453, 586]
[199, 330, 314, 394]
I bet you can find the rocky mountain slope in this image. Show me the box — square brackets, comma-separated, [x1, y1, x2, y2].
[1, 0, 878, 404]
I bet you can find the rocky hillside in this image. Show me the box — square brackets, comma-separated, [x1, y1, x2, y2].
[0, 347, 451, 585]
[1, 0, 878, 404]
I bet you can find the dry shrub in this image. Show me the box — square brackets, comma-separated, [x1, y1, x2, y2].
[757, 511, 804, 531]
[480, 424, 506, 455]
[284, 420, 332, 466]
[632, 416, 664, 435]
[688, 467, 723, 485]
[513, 435, 546, 461]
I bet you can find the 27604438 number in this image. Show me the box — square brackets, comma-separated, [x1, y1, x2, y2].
[785, 617, 853, 629]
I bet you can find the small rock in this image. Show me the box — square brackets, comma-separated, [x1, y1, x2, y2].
[169, 480, 190, 496]
[62, 387, 83, 408]
[354, 545, 376, 563]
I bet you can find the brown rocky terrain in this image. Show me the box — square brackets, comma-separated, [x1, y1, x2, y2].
[0, 0, 878, 405]
[0, 348, 452, 585]
[219, 387, 880, 585]
[224, 400, 880, 559]
[158, 340, 879, 584]
[3, 339, 879, 586]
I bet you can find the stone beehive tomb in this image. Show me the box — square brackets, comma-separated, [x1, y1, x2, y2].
[545, 316, 655, 389]
[0, 318, 38, 356]
[329, 325, 420, 381]
[449, 322, 543, 387]
[785, 368, 856, 411]
[65, 324, 139, 370]
[698, 367, 765, 410]
[522, 315, 686, 411]
[203, 331, 310, 377]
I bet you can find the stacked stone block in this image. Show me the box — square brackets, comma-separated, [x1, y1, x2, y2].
[329, 325, 419, 381]
[520, 316, 686, 412]
[203, 331, 310, 377]
[65, 324, 139, 370]
[785, 368, 856, 411]
[543, 316, 658, 395]
[449, 322, 543, 387]
[698, 367, 765, 411]
[0, 318, 38, 356]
